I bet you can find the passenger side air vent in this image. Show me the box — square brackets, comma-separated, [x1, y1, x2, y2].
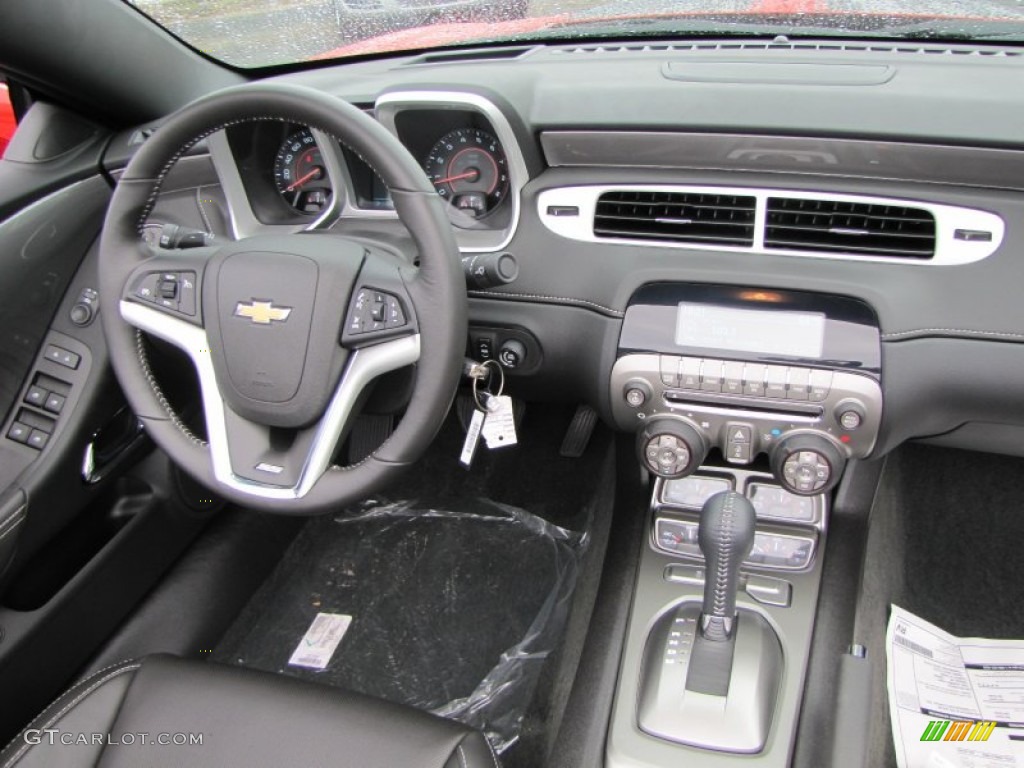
[765, 197, 936, 259]
[594, 190, 756, 246]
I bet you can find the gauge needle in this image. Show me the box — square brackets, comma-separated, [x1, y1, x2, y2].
[435, 169, 479, 185]
[285, 168, 322, 192]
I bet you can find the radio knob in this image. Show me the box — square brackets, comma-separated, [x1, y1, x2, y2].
[637, 418, 708, 479]
[835, 399, 867, 432]
[623, 378, 653, 409]
[770, 433, 846, 496]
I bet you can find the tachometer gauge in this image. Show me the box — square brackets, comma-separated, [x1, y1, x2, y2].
[424, 128, 509, 218]
[273, 128, 333, 214]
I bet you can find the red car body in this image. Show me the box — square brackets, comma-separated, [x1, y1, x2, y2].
[0, 84, 15, 156]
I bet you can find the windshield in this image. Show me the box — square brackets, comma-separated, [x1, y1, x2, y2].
[126, 0, 1024, 68]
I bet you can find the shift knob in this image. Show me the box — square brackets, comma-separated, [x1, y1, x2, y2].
[698, 491, 757, 641]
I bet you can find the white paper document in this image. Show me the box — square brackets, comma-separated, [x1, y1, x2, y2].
[288, 612, 352, 670]
[887, 605, 1024, 768]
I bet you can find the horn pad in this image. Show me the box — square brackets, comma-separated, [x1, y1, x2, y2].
[203, 235, 365, 428]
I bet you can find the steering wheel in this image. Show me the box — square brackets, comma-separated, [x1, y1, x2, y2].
[98, 84, 467, 514]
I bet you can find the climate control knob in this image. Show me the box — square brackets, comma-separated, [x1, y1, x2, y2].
[637, 418, 709, 479]
[770, 432, 847, 496]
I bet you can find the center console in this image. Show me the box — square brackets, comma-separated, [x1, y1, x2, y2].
[605, 284, 882, 768]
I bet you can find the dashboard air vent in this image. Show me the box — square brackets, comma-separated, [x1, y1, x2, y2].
[765, 197, 936, 259]
[594, 190, 756, 246]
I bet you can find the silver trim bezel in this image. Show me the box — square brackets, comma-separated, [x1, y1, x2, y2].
[120, 300, 420, 500]
[374, 90, 528, 253]
[207, 129, 347, 239]
[537, 184, 1004, 266]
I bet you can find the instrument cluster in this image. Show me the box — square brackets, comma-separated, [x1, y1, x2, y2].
[263, 109, 513, 226]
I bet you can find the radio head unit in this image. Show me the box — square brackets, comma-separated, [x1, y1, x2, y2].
[611, 284, 882, 495]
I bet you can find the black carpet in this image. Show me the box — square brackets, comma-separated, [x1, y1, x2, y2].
[214, 403, 613, 754]
[856, 443, 1024, 767]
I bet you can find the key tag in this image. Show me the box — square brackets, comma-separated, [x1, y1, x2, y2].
[460, 360, 504, 468]
[479, 364, 517, 450]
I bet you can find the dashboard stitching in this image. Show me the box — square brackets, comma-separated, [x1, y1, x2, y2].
[469, 290, 624, 317]
[882, 328, 1024, 341]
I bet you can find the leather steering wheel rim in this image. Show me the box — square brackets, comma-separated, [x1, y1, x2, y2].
[98, 83, 467, 514]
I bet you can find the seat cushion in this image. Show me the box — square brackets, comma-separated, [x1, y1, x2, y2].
[0, 656, 498, 768]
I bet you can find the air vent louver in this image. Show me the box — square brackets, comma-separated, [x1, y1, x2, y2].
[594, 190, 756, 246]
[765, 198, 936, 259]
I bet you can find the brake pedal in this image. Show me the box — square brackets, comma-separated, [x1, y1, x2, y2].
[561, 404, 598, 458]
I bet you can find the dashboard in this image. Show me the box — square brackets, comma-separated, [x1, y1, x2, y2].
[124, 39, 1024, 467]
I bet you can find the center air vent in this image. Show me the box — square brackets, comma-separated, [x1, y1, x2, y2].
[765, 198, 936, 259]
[595, 190, 756, 246]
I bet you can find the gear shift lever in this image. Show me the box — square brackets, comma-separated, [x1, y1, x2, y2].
[698, 491, 757, 641]
[638, 491, 783, 751]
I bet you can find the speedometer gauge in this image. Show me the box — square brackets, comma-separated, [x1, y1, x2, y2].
[273, 128, 333, 214]
[424, 128, 509, 218]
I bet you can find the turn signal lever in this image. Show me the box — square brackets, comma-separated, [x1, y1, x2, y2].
[462, 252, 519, 290]
[698, 491, 757, 641]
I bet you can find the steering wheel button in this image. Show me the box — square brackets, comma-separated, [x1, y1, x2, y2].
[178, 272, 197, 316]
[385, 295, 406, 328]
[159, 279, 179, 299]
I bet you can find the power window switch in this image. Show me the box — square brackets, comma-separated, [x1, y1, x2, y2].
[7, 422, 31, 444]
[25, 386, 49, 408]
[27, 430, 50, 450]
[44, 393, 66, 414]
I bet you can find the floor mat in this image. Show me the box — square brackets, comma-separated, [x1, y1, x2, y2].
[213, 497, 586, 752]
[856, 444, 1024, 767]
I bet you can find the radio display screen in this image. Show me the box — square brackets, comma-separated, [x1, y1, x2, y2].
[674, 303, 826, 358]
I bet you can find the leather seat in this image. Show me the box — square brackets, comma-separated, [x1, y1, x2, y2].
[0, 655, 498, 768]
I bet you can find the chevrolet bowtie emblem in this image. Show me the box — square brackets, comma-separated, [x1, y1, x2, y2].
[234, 300, 292, 325]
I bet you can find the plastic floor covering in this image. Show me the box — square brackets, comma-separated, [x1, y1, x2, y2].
[212, 497, 586, 752]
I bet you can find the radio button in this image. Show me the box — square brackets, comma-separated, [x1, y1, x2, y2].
[679, 358, 702, 389]
[700, 359, 723, 393]
[809, 369, 833, 402]
[765, 366, 788, 398]
[742, 364, 766, 397]
[788, 368, 810, 400]
[660, 356, 680, 387]
[722, 361, 744, 395]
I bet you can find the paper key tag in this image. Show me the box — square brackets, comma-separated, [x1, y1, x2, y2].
[288, 612, 352, 670]
[460, 407, 486, 467]
[482, 395, 518, 449]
